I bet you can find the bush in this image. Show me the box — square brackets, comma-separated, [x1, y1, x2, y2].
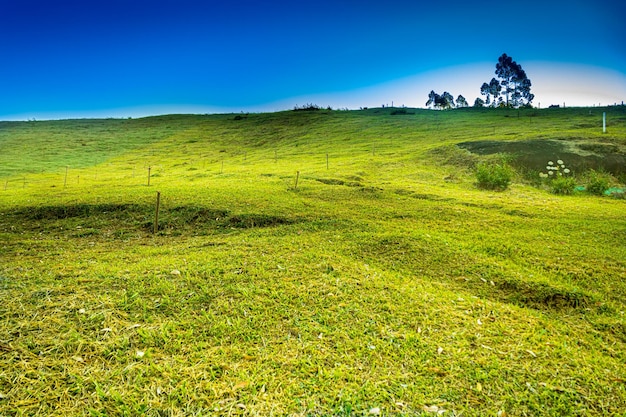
[550, 176, 577, 195]
[293, 103, 322, 111]
[539, 159, 577, 195]
[390, 108, 414, 115]
[585, 170, 612, 195]
[475, 162, 513, 190]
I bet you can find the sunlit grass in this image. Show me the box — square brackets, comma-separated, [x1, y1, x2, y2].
[1, 106, 625, 416]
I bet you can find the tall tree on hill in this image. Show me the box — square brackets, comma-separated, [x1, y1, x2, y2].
[456, 95, 468, 108]
[512, 69, 534, 106]
[495, 53, 516, 106]
[495, 53, 533, 107]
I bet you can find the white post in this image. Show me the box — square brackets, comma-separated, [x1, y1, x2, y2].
[603, 112, 606, 133]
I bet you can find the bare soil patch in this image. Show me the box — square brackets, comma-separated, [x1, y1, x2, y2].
[458, 139, 626, 175]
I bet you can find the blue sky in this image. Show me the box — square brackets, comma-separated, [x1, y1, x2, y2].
[1, 0, 625, 120]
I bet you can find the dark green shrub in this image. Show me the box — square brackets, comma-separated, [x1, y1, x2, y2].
[550, 176, 577, 195]
[585, 170, 611, 196]
[475, 162, 513, 190]
[293, 103, 322, 111]
[390, 108, 414, 115]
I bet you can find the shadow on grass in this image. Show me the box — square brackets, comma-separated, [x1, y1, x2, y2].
[3, 203, 300, 235]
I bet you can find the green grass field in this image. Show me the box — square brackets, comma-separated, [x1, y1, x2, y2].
[1, 106, 625, 416]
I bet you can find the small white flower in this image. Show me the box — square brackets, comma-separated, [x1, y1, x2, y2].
[548, 171, 554, 176]
[135, 350, 145, 358]
[548, 161, 554, 165]
[563, 169, 570, 174]
[557, 160, 563, 165]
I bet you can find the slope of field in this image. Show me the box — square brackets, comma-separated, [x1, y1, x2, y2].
[1, 107, 625, 416]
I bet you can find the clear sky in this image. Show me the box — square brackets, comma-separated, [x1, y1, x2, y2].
[1, 0, 625, 120]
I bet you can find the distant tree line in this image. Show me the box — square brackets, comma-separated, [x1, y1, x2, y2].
[426, 53, 533, 110]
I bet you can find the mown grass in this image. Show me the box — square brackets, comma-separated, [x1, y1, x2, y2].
[0, 106, 625, 416]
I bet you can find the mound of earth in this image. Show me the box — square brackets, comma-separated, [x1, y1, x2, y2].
[457, 139, 626, 175]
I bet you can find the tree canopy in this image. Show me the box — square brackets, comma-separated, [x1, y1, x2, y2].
[480, 78, 502, 107]
[494, 53, 533, 107]
[425, 53, 533, 110]
[426, 90, 455, 110]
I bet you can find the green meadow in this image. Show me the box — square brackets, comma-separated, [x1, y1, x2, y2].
[0, 106, 625, 416]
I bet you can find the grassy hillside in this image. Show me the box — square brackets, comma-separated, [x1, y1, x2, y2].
[1, 106, 625, 416]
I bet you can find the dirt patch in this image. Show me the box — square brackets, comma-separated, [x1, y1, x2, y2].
[457, 139, 626, 175]
[315, 178, 362, 187]
[3, 204, 298, 235]
[495, 279, 593, 311]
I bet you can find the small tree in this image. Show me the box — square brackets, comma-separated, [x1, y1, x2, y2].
[440, 92, 455, 109]
[456, 95, 468, 108]
[426, 91, 455, 110]
[473, 97, 485, 107]
[480, 82, 491, 106]
[489, 78, 501, 108]
[426, 90, 439, 109]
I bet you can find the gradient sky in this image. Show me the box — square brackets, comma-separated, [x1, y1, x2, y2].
[1, 0, 625, 120]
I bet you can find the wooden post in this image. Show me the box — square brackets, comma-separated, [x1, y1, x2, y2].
[603, 112, 607, 133]
[294, 171, 300, 190]
[147, 166, 151, 186]
[153, 191, 161, 234]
